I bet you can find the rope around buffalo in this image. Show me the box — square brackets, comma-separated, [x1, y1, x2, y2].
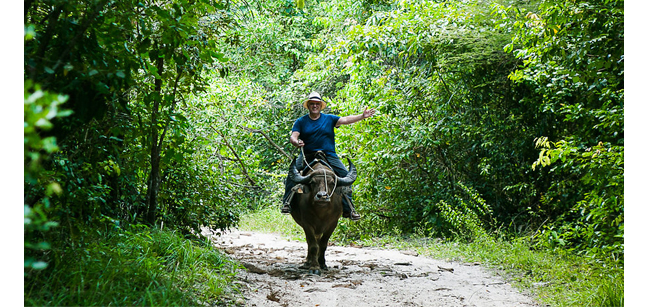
[301, 145, 338, 199]
[301, 145, 315, 172]
[325, 168, 337, 198]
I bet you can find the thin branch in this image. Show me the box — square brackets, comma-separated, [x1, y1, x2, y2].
[239, 125, 291, 159]
[213, 151, 238, 161]
[210, 125, 260, 189]
[434, 66, 451, 95]
[373, 212, 394, 220]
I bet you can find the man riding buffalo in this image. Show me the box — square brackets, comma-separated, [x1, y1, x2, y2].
[281, 91, 376, 220]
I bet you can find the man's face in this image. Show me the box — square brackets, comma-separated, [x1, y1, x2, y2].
[308, 101, 321, 113]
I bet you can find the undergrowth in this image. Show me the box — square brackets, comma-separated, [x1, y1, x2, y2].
[24, 226, 242, 306]
[239, 207, 623, 307]
[238, 206, 304, 241]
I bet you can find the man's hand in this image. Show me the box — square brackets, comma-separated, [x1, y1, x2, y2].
[362, 106, 377, 119]
[290, 131, 303, 147]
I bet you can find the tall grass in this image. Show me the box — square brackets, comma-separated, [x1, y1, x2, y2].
[24, 226, 241, 306]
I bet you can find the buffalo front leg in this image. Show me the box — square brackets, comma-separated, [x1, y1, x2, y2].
[318, 231, 334, 270]
[299, 227, 322, 275]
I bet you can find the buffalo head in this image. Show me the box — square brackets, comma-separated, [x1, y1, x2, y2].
[289, 157, 357, 202]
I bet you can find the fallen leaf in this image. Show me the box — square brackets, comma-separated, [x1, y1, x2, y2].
[242, 262, 266, 274]
[268, 269, 284, 277]
[438, 265, 454, 273]
[266, 290, 280, 302]
[304, 288, 327, 293]
[394, 262, 412, 266]
[463, 262, 481, 266]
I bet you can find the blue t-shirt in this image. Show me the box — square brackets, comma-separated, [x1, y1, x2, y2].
[292, 113, 341, 158]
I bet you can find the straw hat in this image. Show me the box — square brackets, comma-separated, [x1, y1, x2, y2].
[303, 91, 326, 109]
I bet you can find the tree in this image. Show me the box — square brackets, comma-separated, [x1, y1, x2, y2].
[24, 0, 238, 256]
[124, 0, 231, 224]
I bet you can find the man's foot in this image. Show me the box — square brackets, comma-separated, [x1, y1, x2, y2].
[281, 203, 291, 214]
[343, 211, 361, 221]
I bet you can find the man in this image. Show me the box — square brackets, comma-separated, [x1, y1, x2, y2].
[281, 91, 376, 220]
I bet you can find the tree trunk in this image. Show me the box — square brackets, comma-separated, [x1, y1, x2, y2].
[146, 55, 164, 224]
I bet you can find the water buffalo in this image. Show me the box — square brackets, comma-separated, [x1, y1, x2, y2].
[288, 155, 357, 275]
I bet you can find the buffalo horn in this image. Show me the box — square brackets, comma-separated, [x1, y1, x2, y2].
[289, 158, 311, 184]
[336, 158, 357, 186]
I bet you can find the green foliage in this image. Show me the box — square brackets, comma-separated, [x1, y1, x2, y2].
[155, 120, 242, 234]
[24, 227, 240, 306]
[494, 0, 624, 263]
[24, 81, 71, 175]
[432, 183, 494, 240]
[219, 0, 321, 84]
[532, 138, 623, 262]
[24, 0, 240, 234]
[289, 0, 542, 240]
[23, 2, 246, 298]
[24, 79, 72, 272]
[264, 0, 624, 267]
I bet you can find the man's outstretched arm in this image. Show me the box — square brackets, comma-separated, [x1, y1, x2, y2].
[336, 107, 376, 127]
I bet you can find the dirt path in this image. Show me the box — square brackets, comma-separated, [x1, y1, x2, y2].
[206, 229, 539, 307]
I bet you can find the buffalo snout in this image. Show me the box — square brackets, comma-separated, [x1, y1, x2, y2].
[314, 191, 330, 202]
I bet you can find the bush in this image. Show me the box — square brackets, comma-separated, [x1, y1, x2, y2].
[24, 80, 72, 272]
